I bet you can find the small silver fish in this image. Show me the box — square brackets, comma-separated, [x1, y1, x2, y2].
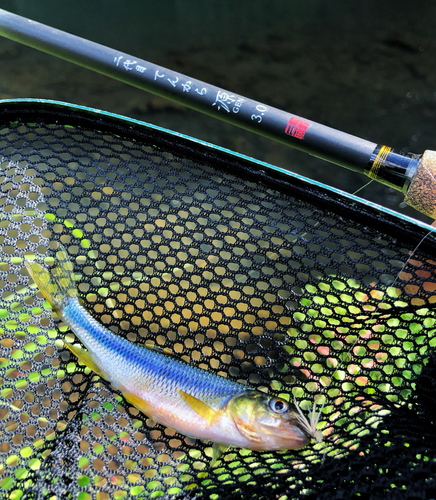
[25, 246, 322, 463]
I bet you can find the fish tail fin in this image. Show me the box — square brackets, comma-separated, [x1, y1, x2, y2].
[25, 245, 78, 313]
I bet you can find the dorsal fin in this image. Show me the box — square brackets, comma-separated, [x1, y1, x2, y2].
[143, 342, 174, 356]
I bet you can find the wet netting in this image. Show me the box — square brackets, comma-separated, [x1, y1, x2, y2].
[0, 101, 435, 500]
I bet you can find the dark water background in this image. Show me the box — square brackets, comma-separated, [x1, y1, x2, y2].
[1, 0, 436, 222]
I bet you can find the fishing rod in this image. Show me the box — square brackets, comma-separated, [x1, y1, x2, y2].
[0, 9, 435, 220]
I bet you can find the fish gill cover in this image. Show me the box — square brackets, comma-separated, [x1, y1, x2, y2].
[0, 103, 435, 499]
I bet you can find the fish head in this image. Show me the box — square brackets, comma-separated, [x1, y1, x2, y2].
[226, 390, 311, 451]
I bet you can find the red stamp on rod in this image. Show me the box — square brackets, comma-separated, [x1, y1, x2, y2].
[285, 117, 310, 139]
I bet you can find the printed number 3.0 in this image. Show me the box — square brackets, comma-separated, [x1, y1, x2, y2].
[250, 104, 267, 123]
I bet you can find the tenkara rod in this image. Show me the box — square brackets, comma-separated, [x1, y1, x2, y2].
[0, 9, 435, 219]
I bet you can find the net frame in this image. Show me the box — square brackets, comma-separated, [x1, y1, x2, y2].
[0, 99, 435, 499]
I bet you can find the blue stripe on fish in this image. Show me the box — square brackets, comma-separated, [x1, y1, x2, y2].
[62, 297, 246, 404]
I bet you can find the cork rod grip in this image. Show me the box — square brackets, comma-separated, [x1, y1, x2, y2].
[404, 150, 436, 219]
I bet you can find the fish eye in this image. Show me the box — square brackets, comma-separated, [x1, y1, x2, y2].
[269, 398, 288, 414]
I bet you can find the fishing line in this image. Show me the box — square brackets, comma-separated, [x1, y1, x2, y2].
[352, 179, 373, 196]
[304, 142, 436, 442]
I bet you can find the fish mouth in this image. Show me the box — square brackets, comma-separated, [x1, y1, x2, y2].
[244, 415, 312, 450]
[263, 423, 311, 450]
[295, 427, 313, 447]
[282, 420, 311, 448]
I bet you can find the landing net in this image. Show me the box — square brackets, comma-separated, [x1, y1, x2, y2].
[0, 101, 435, 499]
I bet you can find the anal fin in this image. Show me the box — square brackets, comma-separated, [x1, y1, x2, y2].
[121, 390, 153, 418]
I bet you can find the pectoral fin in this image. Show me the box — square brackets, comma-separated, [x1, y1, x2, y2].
[63, 341, 107, 380]
[211, 443, 229, 467]
[178, 390, 221, 426]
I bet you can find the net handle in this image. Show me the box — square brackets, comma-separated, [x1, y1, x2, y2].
[0, 8, 434, 219]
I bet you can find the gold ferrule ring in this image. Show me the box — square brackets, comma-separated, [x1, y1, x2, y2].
[368, 146, 391, 179]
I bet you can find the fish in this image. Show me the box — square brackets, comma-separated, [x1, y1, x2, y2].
[25, 245, 322, 464]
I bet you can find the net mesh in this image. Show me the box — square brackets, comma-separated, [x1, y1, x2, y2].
[0, 102, 435, 499]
